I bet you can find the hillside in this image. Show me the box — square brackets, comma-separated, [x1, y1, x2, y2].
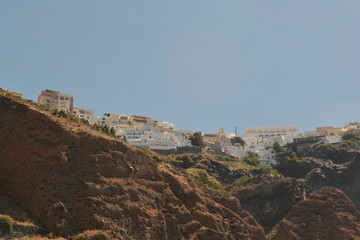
[1, 91, 360, 240]
[0, 93, 265, 239]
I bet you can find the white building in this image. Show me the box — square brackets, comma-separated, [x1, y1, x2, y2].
[242, 126, 300, 166]
[95, 113, 191, 150]
[95, 113, 129, 127]
[73, 107, 95, 123]
[244, 126, 299, 138]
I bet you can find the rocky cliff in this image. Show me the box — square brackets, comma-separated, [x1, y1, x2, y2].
[275, 141, 360, 209]
[231, 175, 311, 233]
[267, 187, 360, 240]
[0, 95, 265, 239]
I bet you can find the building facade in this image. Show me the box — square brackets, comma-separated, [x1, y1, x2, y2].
[73, 107, 95, 123]
[38, 89, 74, 113]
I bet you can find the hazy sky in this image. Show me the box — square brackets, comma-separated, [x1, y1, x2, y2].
[1, 1, 360, 134]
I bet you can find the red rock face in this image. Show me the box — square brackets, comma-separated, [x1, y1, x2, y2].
[0, 96, 265, 240]
[267, 187, 360, 240]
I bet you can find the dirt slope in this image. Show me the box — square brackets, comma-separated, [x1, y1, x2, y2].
[0, 95, 265, 239]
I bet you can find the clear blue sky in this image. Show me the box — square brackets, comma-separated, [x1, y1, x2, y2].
[1, 1, 360, 135]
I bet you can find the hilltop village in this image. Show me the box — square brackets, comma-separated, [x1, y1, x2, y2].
[10, 88, 360, 166]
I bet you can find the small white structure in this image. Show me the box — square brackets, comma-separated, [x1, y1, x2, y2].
[73, 107, 95, 123]
[325, 136, 342, 144]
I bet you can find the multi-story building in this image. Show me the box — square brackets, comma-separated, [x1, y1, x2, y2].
[95, 113, 129, 127]
[241, 126, 300, 166]
[244, 126, 299, 138]
[38, 89, 74, 113]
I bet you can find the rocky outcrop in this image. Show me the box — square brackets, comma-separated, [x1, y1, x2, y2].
[305, 153, 360, 208]
[274, 157, 335, 179]
[0, 95, 265, 239]
[232, 176, 311, 233]
[202, 159, 247, 185]
[267, 187, 360, 240]
[0, 221, 47, 240]
[275, 143, 360, 209]
[303, 142, 359, 164]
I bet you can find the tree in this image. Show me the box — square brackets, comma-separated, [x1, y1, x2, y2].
[243, 151, 260, 166]
[231, 137, 245, 146]
[190, 132, 204, 148]
[273, 142, 282, 153]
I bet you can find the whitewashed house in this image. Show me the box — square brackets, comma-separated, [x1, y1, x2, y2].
[73, 107, 95, 123]
[95, 113, 191, 150]
[242, 126, 300, 166]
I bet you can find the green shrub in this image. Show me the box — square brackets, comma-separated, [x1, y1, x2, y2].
[243, 151, 260, 166]
[211, 190, 230, 201]
[257, 165, 278, 175]
[140, 148, 167, 163]
[186, 168, 222, 189]
[194, 162, 209, 170]
[189, 132, 205, 147]
[342, 132, 359, 141]
[343, 140, 356, 148]
[51, 109, 78, 121]
[235, 176, 251, 185]
[91, 124, 117, 139]
[207, 176, 222, 189]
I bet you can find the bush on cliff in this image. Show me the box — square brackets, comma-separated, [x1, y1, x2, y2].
[342, 131, 360, 142]
[235, 176, 252, 185]
[90, 124, 117, 139]
[243, 151, 260, 166]
[186, 168, 222, 190]
[189, 132, 205, 148]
